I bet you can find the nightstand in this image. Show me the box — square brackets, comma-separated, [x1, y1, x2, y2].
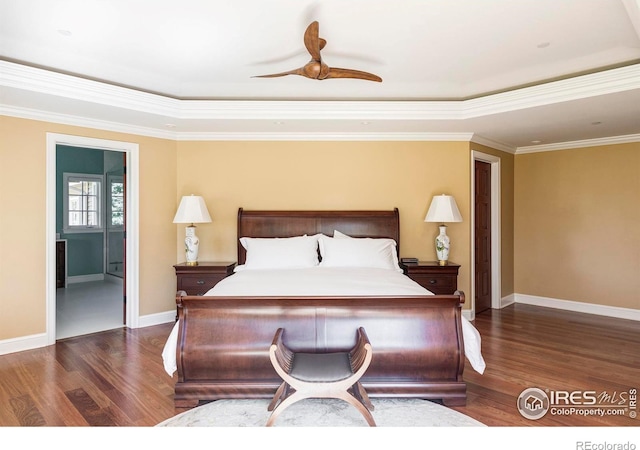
[402, 261, 460, 295]
[174, 261, 236, 296]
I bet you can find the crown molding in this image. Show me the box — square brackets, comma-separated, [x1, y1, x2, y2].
[0, 104, 177, 140]
[4, 60, 639, 122]
[469, 135, 515, 153]
[4, 101, 636, 151]
[1, 60, 179, 116]
[461, 64, 640, 117]
[516, 133, 640, 154]
[2, 60, 639, 150]
[1, 103, 475, 143]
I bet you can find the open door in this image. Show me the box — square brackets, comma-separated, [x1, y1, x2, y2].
[122, 152, 127, 323]
[474, 159, 492, 314]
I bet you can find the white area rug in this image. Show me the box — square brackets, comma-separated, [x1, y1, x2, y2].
[157, 398, 485, 427]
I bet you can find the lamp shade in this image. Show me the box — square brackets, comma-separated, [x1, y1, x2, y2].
[173, 195, 212, 224]
[424, 194, 463, 223]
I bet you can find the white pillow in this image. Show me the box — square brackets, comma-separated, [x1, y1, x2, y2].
[319, 234, 402, 272]
[239, 235, 320, 270]
[331, 230, 402, 272]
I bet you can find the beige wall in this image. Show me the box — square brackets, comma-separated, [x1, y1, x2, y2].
[0, 116, 47, 338]
[175, 140, 475, 300]
[514, 142, 640, 310]
[0, 116, 178, 340]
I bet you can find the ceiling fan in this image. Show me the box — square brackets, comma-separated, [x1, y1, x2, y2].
[253, 21, 382, 82]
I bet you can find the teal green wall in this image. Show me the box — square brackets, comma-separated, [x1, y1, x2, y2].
[56, 145, 105, 277]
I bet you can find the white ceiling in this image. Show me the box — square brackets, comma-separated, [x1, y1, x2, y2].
[2, 0, 640, 152]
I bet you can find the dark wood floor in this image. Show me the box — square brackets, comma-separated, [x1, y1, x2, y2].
[452, 304, 639, 426]
[0, 303, 638, 427]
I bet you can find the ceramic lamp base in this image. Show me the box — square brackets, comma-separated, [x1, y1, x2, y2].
[184, 225, 200, 266]
[434, 225, 451, 265]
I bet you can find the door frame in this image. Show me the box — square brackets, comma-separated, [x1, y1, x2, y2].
[45, 133, 140, 344]
[470, 150, 501, 317]
[105, 171, 125, 279]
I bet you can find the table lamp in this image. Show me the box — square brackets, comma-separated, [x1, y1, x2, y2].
[173, 195, 212, 266]
[424, 194, 463, 265]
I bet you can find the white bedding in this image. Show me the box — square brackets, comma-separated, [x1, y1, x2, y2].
[162, 267, 486, 375]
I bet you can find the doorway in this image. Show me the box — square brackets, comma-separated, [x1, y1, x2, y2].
[46, 133, 139, 345]
[471, 150, 501, 317]
[54, 146, 125, 338]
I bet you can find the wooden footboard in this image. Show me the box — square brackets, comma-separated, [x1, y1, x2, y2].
[174, 291, 466, 409]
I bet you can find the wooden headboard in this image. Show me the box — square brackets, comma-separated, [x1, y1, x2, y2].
[236, 208, 400, 265]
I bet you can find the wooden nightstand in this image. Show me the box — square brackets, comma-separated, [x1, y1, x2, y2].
[402, 261, 460, 295]
[174, 261, 236, 296]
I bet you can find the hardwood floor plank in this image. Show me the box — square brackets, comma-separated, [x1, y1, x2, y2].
[65, 387, 116, 426]
[9, 394, 46, 426]
[35, 383, 86, 426]
[56, 340, 116, 393]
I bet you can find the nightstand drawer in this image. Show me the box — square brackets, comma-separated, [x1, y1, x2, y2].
[410, 275, 456, 294]
[178, 275, 223, 295]
[174, 262, 236, 296]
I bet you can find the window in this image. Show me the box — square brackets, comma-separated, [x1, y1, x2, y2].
[63, 173, 103, 233]
[107, 175, 124, 229]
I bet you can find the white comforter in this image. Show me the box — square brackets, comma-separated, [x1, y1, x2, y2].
[162, 267, 486, 375]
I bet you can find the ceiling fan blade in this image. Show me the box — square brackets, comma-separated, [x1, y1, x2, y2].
[252, 67, 307, 78]
[324, 67, 382, 82]
[303, 21, 321, 61]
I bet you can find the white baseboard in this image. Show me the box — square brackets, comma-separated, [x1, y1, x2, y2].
[501, 293, 516, 308]
[515, 293, 640, 322]
[67, 273, 105, 284]
[465, 294, 514, 320]
[0, 332, 48, 356]
[104, 273, 124, 285]
[0, 310, 176, 356]
[137, 310, 176, 328]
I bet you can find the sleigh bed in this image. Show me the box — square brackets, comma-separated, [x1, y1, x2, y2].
[162, 208, 485, 409]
